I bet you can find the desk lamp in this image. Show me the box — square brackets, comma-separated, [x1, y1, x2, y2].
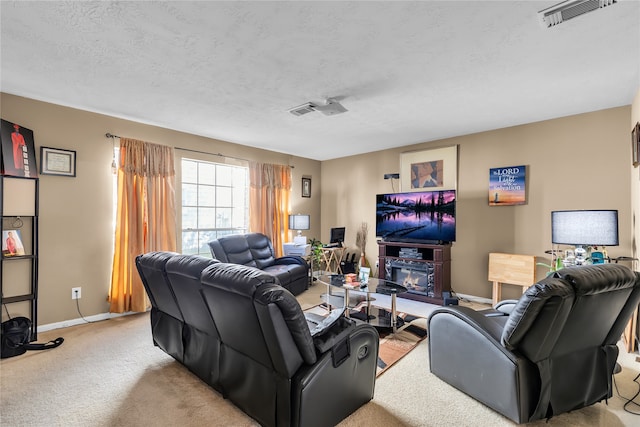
[289, 214, 310, 245]
[551, 210, 619, 265]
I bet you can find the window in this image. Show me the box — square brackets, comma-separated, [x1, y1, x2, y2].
[181, 158, 248, 256]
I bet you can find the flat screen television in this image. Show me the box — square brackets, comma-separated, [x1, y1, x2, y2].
[376, 190, 456, 244]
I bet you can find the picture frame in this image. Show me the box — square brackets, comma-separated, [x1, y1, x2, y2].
[359, 266, 370, 284]
[400, 145, 458, 192]
[0, 119, 38, 178]
[40, 146, 76, 177]
[2, 229, 25, 257]
[489, 165, 527, 206]
[633, 122, 639, 168]
[302, 176, 311, 198]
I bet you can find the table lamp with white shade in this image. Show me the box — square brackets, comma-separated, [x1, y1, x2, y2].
[289, 214, 310, 245]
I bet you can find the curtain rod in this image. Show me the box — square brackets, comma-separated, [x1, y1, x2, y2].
[104, 133, 293, 168]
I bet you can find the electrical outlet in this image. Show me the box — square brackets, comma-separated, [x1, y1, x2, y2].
[71, 287, 82, 300]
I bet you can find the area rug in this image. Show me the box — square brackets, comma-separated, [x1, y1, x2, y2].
[304, 305, 428, 377]
[373, 312, 428, 376]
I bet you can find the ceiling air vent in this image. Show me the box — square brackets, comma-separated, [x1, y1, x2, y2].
[288, 103, 316, 116]
[288, 98, 348, 117]
[539, 0, 616, 27]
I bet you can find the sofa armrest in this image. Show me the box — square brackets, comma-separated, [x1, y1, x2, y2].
[494, 299, 519, 314]
[293, 324, 379, 427]
[429, 306, 507, 344]
[311, 315, 355, 354]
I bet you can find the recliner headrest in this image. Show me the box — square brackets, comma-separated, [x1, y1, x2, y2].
[165, 254, 219, 278]
[553, 264, 637, 296]
[202, 262, 278, 297]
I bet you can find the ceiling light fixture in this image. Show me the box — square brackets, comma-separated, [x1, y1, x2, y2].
[288, 98, 348, 117]
[538, 0, 616, 27]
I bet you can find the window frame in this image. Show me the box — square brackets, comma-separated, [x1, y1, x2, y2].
[177, 154, 249, 257]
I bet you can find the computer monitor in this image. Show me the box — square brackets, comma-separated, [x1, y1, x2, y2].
[330, 227, 345, 244]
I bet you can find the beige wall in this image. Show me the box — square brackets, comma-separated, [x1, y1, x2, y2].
[2, 92, 636, 326]
[0, 93, 321, 325]
[322, 107, 633, 300]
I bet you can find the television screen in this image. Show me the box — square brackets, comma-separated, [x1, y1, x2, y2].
[376, 190, 456, 243]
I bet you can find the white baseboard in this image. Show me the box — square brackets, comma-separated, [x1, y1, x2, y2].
[37, 311, 136, 333]
[455, 293, 493, 305]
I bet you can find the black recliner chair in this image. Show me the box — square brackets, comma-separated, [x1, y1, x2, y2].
[200, 262, 379, 427]
[428, 263, 640, 424]
[208, 232, 309, 295]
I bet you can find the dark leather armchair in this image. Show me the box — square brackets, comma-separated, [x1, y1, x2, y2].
[428, 264, 640, 424]
[200, 262, 379, 427]
[208, 232, 309, 295]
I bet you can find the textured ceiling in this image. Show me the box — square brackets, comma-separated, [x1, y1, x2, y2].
[1, 1, 639, 161]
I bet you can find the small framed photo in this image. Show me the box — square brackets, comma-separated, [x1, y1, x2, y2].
[633, 122, 640, 167]
[40, 147, 76, 177]
[2, 229, 25, 257]
[302, 176, 311, 198]
[359, 266, 370, 284]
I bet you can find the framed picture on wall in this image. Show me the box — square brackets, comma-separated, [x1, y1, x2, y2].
[0, 119, 38, 178]
[302, 176, 311, 198]
[400, 145, 457, 192]
[489, 165, 527, 206]
[633, 122, 639, 167]
[40, 147, 76, 177]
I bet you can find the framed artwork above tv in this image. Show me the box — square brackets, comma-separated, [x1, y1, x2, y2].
[400, 145, 457, 192]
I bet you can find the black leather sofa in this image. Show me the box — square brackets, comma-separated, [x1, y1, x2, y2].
[136, 251, 379, 427]
[208, 232, 309, 296]
[428, 264, 640, 424]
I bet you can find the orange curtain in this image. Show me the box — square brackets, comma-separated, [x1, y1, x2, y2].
[109, 138, 176, 313]
[249, 162, 291, 256]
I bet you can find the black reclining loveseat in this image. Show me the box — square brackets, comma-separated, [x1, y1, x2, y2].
[208, 232, 309, 296]
[136, 251, 379, 427]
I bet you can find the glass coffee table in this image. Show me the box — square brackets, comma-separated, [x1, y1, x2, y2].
[317, 274, 408, 333]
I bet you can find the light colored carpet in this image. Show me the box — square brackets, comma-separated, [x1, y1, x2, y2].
[0, 283, 638, 426]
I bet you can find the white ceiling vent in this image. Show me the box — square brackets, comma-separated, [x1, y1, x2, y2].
[288, 103, 316, 116]
[288, 98, 348, 116]
[539, 0, 616, 27]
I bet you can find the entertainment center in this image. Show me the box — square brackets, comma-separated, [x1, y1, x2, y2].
[375, 189, 455, 305]
[377, 240, 452, 305]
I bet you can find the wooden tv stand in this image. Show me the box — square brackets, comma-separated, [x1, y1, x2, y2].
[378, 240, 452, 305]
